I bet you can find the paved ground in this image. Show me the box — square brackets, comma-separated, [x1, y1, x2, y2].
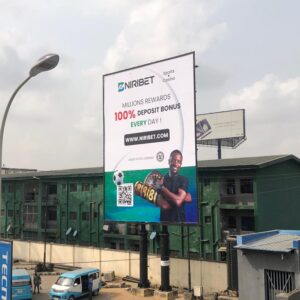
[28, 271, 186, 300]
[33, 274, 125, 299]
[13, 261, 189, 300]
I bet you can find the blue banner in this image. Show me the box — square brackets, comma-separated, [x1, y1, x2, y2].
[0, 240, 12, 300]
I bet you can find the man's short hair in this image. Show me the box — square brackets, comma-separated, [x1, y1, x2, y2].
[170, 149, 182, 159]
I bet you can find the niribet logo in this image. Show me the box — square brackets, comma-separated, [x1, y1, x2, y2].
[118, 75, 155, 92]
[118, 82, 125, 92]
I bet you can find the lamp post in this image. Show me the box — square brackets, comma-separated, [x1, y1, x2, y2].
[33, 176, 48, 270]
[43, 182, 48, 270]
[0, 54, 59, 237]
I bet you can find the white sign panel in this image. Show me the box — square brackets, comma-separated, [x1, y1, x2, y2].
[103, 53, 198, 224]
[196, 109, 245, 141]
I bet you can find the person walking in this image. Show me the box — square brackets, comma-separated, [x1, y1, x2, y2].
[33, 272, 41, 294]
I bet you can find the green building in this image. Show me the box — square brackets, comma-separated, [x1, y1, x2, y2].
[1, 154, 300, 261]
[199, 154, 300, 260]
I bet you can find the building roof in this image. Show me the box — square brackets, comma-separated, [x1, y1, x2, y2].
[236, 230, 300, 253]
[3, 167, 103, 180]
[197, 154, 300, 170]
[2, 154, 299, 180]
[1, 167, 37, 174]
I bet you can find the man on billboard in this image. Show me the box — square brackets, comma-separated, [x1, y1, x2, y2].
[134, 149, 193, 222]
[157, 149, 192, 222]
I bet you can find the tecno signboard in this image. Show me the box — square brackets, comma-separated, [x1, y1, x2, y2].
[0, 240, 12, 300]
[196, 109, 245, 141]
[103, 52, 198, 224]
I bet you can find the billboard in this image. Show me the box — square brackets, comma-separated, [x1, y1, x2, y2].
[0, 240, 12, 300]
[103, 52, 198, 224]
[196, 109, 245, 147]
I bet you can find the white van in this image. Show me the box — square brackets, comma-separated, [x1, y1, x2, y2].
[49, 268, 101, 300]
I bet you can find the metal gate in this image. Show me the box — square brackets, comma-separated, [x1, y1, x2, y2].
[265, 269, 295, 300]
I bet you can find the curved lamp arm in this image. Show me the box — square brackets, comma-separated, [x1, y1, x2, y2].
[0, 76, 32, 168]
[0, 75, 32, 234]
[0, 53, 59, 237]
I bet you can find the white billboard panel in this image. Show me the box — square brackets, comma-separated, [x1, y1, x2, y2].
[196, 109, 245, 141]
[103, 52, 198, 224]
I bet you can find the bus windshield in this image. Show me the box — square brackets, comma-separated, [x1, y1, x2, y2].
[12, 279, 31, 287]
[56, 277, 73, 286]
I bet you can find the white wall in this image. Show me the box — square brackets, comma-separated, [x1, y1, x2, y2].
[13, 240, 227, 294]
[238, 249, 300, 300]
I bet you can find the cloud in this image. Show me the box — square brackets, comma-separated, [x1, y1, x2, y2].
[74, 116, 100, 136]
[196, 63, 229, 90]
[103, 0, 228, 72]
[220, 74, 300, 121]
[219, 74, 300, 157]
[0, 0, 229, 169]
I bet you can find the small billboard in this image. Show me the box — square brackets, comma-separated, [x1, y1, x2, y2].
[103, 52, 198, 224]
[196, 109, 245, 148]
[0, 240, 12, 300]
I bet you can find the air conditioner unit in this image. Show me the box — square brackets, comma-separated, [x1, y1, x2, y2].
[103, 271, 115, 282]
[194, 286, 203, 297]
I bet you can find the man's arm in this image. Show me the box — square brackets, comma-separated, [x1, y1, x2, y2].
[160, 187, 189, 208]
[151, 175, 191, 209]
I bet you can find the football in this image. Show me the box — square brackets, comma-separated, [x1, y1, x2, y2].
[113, 170, 124, 185]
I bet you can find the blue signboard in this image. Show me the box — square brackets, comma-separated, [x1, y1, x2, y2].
[0, 240, 12, 300]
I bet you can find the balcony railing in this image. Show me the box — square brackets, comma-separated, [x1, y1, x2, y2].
[23, 222, 38, 230]
[220, 194, 254, 206]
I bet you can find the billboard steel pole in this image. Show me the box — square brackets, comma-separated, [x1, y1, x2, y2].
[217, 139, 222, 159]
[160, 225, 171, 291]
[138, 224, 150, 288]
[187, 226, 192, 292]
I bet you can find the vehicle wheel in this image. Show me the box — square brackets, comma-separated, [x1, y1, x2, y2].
[93, 289, 99, 296]
[69, 296, 75, 300]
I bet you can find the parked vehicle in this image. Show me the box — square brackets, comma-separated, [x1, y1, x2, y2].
[12, 269, 32, 300]
[50, 268, 101, 299]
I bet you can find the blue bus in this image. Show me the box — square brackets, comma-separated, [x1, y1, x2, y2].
[50, 268, 101, 300]
[12, 269, 32, 300]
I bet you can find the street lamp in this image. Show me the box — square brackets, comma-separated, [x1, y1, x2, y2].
[0, 54, 59, 237]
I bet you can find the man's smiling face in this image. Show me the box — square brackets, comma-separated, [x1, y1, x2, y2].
[169, 153, 182, 176]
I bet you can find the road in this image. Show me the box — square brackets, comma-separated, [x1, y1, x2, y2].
[32, 274, 186, 300]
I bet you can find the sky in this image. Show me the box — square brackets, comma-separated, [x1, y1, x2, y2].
[0, 0, 299, 170]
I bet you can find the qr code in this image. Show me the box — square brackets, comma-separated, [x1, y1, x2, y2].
[117, 183, 134, 207]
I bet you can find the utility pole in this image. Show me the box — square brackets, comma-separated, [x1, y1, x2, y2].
[43, 183, 48, 270]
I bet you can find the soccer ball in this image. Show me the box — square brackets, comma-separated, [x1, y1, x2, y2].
[113, 170, 124, 185]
